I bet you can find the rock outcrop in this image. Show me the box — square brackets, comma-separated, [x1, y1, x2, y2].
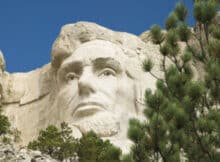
[0, 143, 79, 162]
[0, 22, 163, 155]
[2, 18, 214, 160]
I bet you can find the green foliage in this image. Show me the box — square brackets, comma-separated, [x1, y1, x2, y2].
[159, 43, 170, 56]
[143, 59, 153, 72]
[194, 0, 218, 24]
[181, 50, 192, 63]
[205, 59, 220, 103]
[178, 23, 191, 42]
[185, 81, 205, 100]
[77, 131, 121, 162]
[174, 2, 188, 21]
[150, 25, 164, 44]
[166, 29, 179, 46]
[0, 102, 21, 144]
[28, 123, 78, 161]
[165, 12, 178, 30]
[0, 107, 10, 137]
[121, 154, 135, 162]
[28, 125, 62, 155]
[29, 125, 122, 162]
[209, 24, 220, 39]
[11, 128, 21, 143]
[128, 119, 145, 143]
[208, 39, 220, 58]
[128, 0, 220, 162]
[164, 30, 180, 57]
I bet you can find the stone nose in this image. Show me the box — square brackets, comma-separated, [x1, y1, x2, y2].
[78, 68, 95, 96]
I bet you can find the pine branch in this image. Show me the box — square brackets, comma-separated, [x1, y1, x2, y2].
[173, 55, 182, 72]
[198, 23, 207, 62]
[159, 149, 167, 162]
[203, 23, 210, 44]
[167, 56, 177, 66]
[149, 71, 163, 80]
[191, 111, 213, 161]
[186, 41, 199, 61]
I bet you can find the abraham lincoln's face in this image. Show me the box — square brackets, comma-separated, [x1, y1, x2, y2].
[53, 40, 138, 138]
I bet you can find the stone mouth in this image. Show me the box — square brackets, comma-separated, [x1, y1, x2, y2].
[73, 102, 105, 117]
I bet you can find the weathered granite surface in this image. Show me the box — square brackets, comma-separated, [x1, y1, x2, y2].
[0, 22, 164, 154]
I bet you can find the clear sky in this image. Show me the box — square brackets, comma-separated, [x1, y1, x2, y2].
[0, 0, 194, 73]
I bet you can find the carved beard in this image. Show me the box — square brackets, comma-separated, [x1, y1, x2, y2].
[70, 111, 120, 137]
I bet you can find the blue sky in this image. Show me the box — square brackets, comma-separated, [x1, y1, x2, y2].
[0, 0, 194, 72]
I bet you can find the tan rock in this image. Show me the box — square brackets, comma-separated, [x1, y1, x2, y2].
[1, 22, 163, 153]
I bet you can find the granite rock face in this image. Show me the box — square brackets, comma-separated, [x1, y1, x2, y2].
[0, 22, 163, 154]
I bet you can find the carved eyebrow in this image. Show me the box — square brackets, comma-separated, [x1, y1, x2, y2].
[59, 61, 83, 75]
[92, 57, 122, 73]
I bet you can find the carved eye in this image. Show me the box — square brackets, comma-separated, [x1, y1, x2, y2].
[98, 68, 116, 77]
[66, 72, 79, 82]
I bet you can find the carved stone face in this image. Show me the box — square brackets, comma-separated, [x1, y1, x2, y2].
[54, 40, 138, 141]
[1, 22, 157, 153]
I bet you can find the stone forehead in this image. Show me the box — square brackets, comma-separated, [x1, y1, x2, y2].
[73, 40, 126, 58]
[61, 40, 128, 68]
[51, 22, 147, 69]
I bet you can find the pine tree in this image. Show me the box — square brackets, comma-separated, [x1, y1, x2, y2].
[127, 0, 220, 162]
[28, 124, 122, 162]
[0, 95, 10, 140]
[28, 122, 78, 161]
[0, 109, 10, 137]
[77, 131, 121, 162]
